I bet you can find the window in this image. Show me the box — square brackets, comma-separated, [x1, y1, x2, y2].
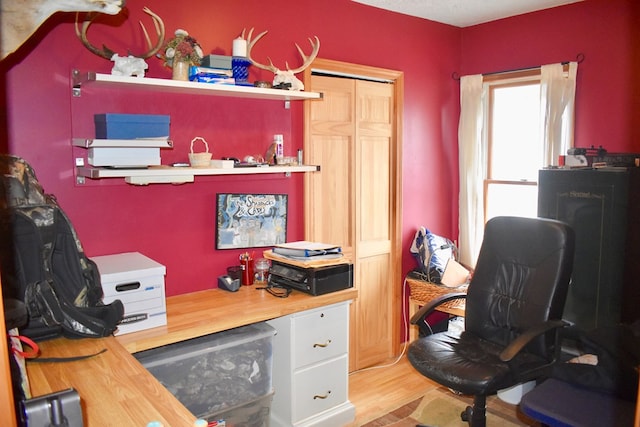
[485, 75, 541, 221]
[457, 62, 578, 267]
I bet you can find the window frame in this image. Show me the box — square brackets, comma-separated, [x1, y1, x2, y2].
[483, 70, 542, 221]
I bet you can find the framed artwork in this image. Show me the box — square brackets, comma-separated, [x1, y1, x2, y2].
[216, 193, 288, 249]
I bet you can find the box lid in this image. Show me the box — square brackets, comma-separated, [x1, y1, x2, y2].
[73, 138, 172, 148]
[92, 252, 166, 282]
[94, 114, 170, 124]
[201, 54, 232, 69]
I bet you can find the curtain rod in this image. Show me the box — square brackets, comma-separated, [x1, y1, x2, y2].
[451, 53, 585, 81]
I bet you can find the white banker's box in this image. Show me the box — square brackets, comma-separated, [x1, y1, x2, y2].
[92, 252, 167, 335]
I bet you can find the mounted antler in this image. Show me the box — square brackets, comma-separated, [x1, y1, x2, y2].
[1, 0, 124, 61]
[243, 28, 320, 91]
[76, 7, 165, 60]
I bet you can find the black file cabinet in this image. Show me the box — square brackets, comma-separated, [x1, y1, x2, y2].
[538, 167, 640, 330]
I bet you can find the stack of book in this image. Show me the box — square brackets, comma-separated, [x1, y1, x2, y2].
[189, 66, 234, 84]
[190, 54, 234, 84]
[264, 241, 345, 267]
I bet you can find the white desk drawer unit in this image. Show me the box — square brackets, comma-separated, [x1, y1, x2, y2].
[293, 302, 349, 368]
[268, 301, 355, 427]
[293, 356, 349, 422]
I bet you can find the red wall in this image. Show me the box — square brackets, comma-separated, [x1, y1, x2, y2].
[461, 0, 640, 153]
[0, 0, 460, 296]
[1, 0, 636, 297]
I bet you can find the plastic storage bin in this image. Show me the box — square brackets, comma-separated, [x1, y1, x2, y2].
[207, 390, 274, 427]
[134, 322, 275, 419]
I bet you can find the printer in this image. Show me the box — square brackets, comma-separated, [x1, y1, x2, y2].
[268, 260, 353, 296]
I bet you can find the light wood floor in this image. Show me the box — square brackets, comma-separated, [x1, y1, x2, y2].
[348, 350, 434, 426]
[347, 350, 531, 426]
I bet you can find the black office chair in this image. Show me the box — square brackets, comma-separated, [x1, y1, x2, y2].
[407, 216, 575, 427]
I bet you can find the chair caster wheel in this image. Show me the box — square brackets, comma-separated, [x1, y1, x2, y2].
[461, 406, 472, 424]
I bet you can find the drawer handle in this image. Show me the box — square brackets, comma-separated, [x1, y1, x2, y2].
[313, 391, 331, 400]
[115, 281, 141, 292]
[313, 339, 332, 348]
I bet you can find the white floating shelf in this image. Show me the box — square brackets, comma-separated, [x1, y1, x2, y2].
[72, 70, 322, 101]
[76, 164, 320, 185]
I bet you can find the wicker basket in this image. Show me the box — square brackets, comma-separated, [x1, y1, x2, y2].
[408, 278, 467, 312]
[188, 137, 212, 168]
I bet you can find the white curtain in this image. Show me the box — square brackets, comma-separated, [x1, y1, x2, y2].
[540, 62, 578, 166]
[457, 75, 485, 268]
[457, 63, 578, 267]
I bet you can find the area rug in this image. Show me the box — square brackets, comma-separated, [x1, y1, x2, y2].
[361, 386, 537, 426]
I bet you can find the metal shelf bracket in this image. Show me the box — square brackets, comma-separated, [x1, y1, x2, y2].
[72, 69, 83, 97]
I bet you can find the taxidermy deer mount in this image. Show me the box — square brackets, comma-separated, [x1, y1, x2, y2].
[243, 28, 320, 91]
[0, 0, 124, 60]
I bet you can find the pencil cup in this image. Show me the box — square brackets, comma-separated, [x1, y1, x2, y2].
[241, 258, 254, 285]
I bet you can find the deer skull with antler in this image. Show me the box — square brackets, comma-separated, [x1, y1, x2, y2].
[76, 7, 165, 77]
[0, 0, 124, 60]
[243, 28, 320, 91]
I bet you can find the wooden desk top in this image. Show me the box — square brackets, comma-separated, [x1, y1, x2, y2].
[117, 286, 358, 353]
[26, 336, 195, 426]
[27, 286, 357, 426]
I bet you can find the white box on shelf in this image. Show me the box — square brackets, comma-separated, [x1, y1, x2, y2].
[92, 252, 167, 335]
[88, 147, 161, 167]
[210, 159, 235, 169]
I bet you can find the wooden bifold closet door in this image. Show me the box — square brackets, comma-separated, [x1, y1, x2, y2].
[304, 59, 403, 371]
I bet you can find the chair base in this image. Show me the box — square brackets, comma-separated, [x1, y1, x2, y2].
[415, 395, 487, 427]
[460, 395, 487, 427]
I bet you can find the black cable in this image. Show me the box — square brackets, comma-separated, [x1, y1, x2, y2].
[27, 348, 108, 363]
[255, 284, 292, 298]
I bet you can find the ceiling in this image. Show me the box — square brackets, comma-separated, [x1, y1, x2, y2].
[351, 0, 584, 27]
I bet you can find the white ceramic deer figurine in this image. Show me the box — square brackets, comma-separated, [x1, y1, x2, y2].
[0, 0, 124, 60]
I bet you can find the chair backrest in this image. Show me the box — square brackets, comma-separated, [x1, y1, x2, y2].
[465, 216, 575, 358]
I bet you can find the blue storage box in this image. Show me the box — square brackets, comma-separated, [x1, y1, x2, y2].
[94, 114, 170, 139]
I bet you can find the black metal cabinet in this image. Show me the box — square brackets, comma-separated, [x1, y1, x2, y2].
[538, 168, 640, 330]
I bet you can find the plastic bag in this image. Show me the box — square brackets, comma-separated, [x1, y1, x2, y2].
[410, 227, 456, 283]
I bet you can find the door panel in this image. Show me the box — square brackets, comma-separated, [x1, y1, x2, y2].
[308, 134, 353, 245]
[306, 76, 355, 255]
[355, 253, 392, 367]
[355, 80, 394, 367]
[306, 72, 398, 370]
[359, 135, 391, 241]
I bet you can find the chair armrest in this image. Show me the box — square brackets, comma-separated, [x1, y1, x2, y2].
[499, 319, 568, 362]
[410, 292, 467, 325]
